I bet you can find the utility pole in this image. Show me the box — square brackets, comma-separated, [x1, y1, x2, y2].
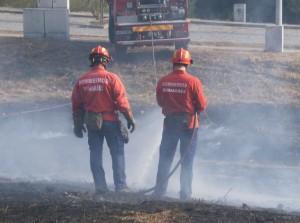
[276, 0, 282, 25]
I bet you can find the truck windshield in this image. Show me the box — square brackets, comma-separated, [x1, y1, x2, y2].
[139, 0, 164, 6]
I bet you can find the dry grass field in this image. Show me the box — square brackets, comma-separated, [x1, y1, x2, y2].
[1, 36, 300, 222]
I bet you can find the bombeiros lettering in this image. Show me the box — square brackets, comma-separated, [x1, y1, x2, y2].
[162, 82, 187, 88]
[79, 78, 109, 85]
[83, 85, 103, 92]
[161, 81, 187, 94]
[162, 88, 186, 94]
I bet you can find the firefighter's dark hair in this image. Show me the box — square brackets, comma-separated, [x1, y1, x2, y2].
[89, 53, 109, 67]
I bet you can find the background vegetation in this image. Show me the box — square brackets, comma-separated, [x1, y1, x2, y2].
[195, 0, 300, 24]
[0, 0, 299, 24]
[0, 0, 108, 18]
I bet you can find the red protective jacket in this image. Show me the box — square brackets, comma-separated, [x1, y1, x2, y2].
[156, 69, 207, 128]
[72, 66, 131, 121]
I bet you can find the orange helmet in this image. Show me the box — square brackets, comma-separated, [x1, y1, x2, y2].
[89, 45, 111, 63]
[170, 48, 193, 65]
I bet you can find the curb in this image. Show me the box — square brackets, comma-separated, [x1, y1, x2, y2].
[0, 8, 22, 14]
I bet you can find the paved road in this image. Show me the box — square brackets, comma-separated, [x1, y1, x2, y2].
[0, 8, 300, 50]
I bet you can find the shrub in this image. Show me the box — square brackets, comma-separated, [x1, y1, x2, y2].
[0, 0, 109, 20]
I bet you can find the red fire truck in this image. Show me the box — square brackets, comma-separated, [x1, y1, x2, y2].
[106, 0, 190, 52]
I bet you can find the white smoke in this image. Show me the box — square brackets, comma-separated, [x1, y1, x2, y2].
[0, 105, 299, 212]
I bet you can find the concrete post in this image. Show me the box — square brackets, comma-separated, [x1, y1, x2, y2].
[265, 25, 284, 52]
[265, 0, 284, 52]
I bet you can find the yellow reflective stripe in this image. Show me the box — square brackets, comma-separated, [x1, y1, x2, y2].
[132, 25, 173, 32]
[173, 50, 177, 59]
[184, 50, 188, 59]
[91, 47, 106, 54]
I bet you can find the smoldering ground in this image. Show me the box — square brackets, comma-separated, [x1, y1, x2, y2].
[0, 102, 299, 212]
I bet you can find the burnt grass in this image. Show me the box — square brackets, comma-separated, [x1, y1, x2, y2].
[0, 37, 300, 222]
[1, 180, 300, 223]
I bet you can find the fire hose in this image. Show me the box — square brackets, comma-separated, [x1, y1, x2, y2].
[149, 17, 158, 86]
[140, 113, 198, 195]
[0, 103, 71, 119]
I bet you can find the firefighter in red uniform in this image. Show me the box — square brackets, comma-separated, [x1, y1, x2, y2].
[153, 48, 207, 200]
[71, 46, 136, 194]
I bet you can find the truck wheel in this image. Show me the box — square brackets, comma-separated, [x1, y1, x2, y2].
[175, 42, 189, 50]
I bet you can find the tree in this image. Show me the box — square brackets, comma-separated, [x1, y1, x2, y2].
[245, 0, 275, 23]
[194, 0, 300, 24]
[188, 0, 197, 18]
[195, 0, 242, 20]
[0, 0, 36, 7]
[195, 0, 276, 23]
[285, 0, 300, 24]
